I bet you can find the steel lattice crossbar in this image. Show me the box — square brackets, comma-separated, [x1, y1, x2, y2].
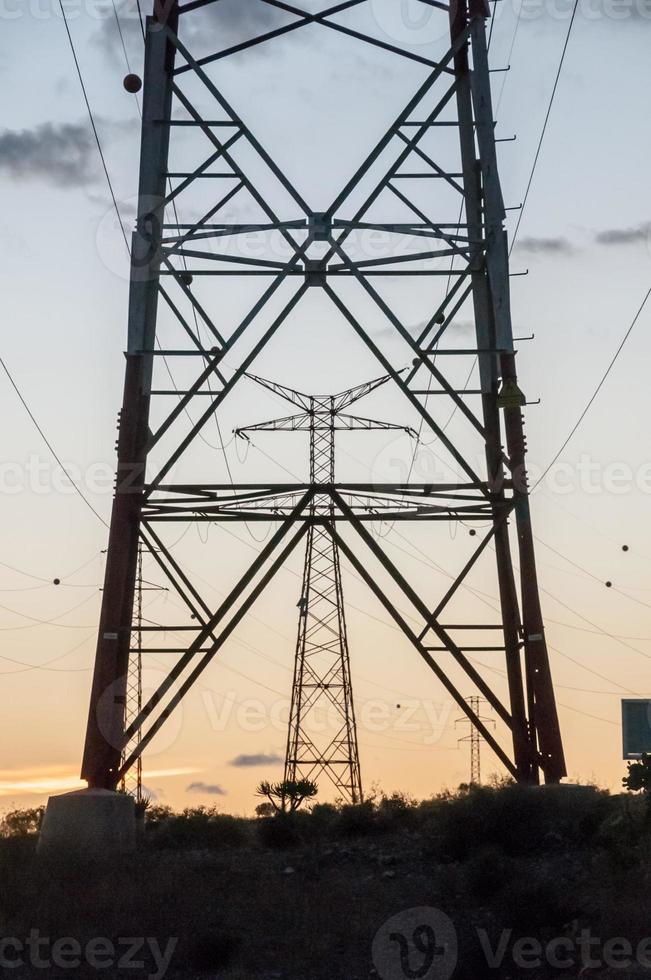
[81, 0, 566, 792]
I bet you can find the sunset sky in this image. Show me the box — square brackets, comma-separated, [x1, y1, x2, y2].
[1, 0, 650, 814]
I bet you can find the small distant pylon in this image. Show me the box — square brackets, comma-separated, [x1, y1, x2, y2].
[456, 696, 494, 785]
[235, 372, 414, 803]
[120, 544, 144, 803]
[119, 546, 167, 803]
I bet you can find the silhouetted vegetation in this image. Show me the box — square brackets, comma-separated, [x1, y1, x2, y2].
[145, 806, 248, 850]
[0, 805, 44, 838]
[623, 753, 651, 818]
[255, 778, 319, 813]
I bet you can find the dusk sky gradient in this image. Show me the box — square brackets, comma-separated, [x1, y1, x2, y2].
[1, 0, 650, 812]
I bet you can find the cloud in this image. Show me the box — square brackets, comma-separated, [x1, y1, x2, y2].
[90, 1, 145, 65]
[0, 768, 84, 798]
[92, 0, 288, 65]
[0, 123, 98, 187]
[515, 237, 574, 255]
[186, 781, 227, 795]
[86, 191, 137, 220]
[140, 784, 160, 802]
[595, 223, 651, 246]
[229, 752, 283, 768]
[448, 319, 475, 334]
[211, 0, 287, 29]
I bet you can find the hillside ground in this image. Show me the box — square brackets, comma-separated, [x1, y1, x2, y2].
[1, 783, 650, 979]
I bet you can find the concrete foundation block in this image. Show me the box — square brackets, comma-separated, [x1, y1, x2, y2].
[38, 788, 136, 856]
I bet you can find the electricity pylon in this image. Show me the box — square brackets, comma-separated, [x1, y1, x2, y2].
[235, 372, 415, 803]
[81, 0, 566, 794]
[119, 544, 168, 803]
[456, 696, 494, 785]
[120, 544, 143, 803]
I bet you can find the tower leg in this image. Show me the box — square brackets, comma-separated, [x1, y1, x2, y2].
[502, 354, 567, 782]
[449, 0, 564, 783]
[81, 6, 177, 789]
[450, 2, 535, 782]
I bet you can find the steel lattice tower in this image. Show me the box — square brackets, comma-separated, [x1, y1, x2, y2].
[81, 0, 567, 794]
[457, 696, 493, 785]
[290, 518, 360, 801]
[236, 373, 413, 802]
[120, 544, 143, 803]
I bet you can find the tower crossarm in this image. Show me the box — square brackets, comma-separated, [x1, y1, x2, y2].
[330, 369, 406, 411]
[236, 413, 415, 436]
[244, 373, 312, 411]
[235, 412, 313, 435]
[243, 369, 407, 416]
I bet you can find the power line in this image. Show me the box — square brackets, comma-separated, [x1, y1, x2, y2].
[0, 357, 108, 527]
[469, 657, 623, 726]
[497, 13, 650, 577]
[386, 524, 650, 698]
[59, 0, 225, 537]
[58, 0, 129, 251]
[111, 0, 134, 74]
[475, 534, 651, 669]
[0, 632, 95, 675]
[400, 2, 527, 484]
[494, 0, 524, 115]
[534, 532, 651, 611]
[152, 584, 446, 727]
[115, 3, 240, 469]
[0, 590, 100, 631]
[2, 0, 135, 538]
[69, 0, 425, 769]
[295, 428, 651, 694]
[404, 3, 648, 685]
[0, 551, 101, 586]
[532, 283, 651, 490]
[135, 0, 145, 40]
[509, 1, 579, 253]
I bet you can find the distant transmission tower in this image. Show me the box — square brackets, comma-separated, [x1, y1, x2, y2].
[456, 696, 494, 785]
[236, 373, 414, 803]
[120, 543, 143, 803]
